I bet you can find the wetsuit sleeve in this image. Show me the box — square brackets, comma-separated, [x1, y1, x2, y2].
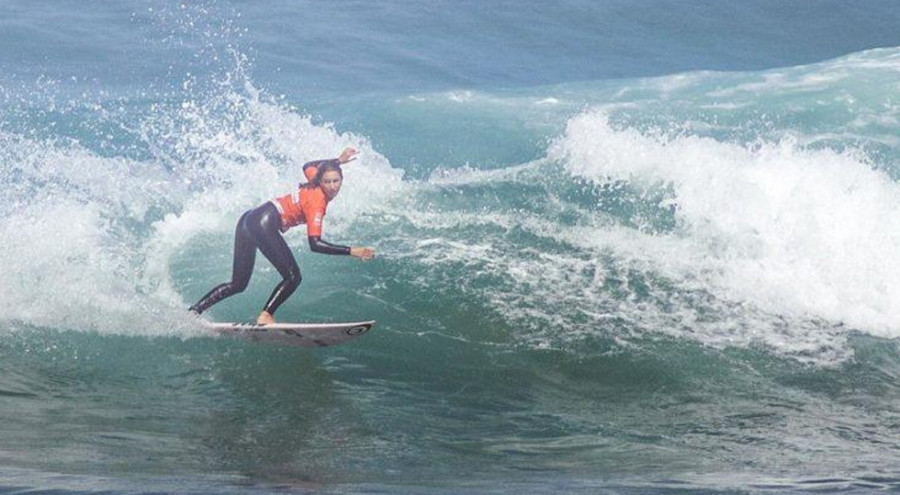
[301, 158, 340, 183]
[308, 236, 352, 255]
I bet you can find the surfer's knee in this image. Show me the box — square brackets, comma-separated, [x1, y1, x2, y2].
[285, 267, 302, 289]
[232, 279, 250, 293]
[288, 268, 302, 286]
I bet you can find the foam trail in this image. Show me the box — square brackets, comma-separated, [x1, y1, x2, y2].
[0, 133, 186, 334]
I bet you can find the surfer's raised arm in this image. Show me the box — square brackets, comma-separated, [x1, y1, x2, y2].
[189, 148, 374, 326]
[337, 147, 359, 164]
[300, 147, 359, 185]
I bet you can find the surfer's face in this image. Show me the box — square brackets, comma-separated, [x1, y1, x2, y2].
[321, 170, 343, 200]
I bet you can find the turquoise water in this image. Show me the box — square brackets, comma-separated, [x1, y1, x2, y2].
[3, 1, 900, 493]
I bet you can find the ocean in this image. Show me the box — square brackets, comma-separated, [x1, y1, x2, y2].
[3, 1, 900, 493]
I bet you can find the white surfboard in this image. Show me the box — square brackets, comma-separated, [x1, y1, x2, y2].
[204, 320, 375, 347]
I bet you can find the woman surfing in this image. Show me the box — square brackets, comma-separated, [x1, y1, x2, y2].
[189, 147, 375, 325]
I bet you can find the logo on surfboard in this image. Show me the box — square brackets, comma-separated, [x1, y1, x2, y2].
[345, 324, 371, 336]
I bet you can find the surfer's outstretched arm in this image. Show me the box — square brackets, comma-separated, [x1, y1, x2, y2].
[308, 236, 351, 255]
[308, 236, 374, 260]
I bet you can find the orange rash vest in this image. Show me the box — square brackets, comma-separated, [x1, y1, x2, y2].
[269, 164, 328, 235]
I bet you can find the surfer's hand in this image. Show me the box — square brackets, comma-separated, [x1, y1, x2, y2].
[338, 147, 359, 164]
[351, 246, 375, 261]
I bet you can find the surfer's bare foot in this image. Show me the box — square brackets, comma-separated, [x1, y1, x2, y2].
[257, 311, 276, 326]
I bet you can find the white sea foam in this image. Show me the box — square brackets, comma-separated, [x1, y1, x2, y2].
[548, 111, 900, 347]
[0, 145, 188, 334]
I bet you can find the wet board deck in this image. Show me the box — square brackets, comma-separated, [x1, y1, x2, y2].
[204, 320, 375, 347]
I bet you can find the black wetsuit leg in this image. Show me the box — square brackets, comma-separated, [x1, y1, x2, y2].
[189, 209, 257, 314]
[190, 202, 302, 316]
[248, 204, 302, 315]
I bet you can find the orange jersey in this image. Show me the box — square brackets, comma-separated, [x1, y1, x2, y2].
[270, 159, 338, 235]
[271, 186, 328, 235]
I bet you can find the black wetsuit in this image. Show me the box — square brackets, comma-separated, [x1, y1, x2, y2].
[189, 200, 351, 316]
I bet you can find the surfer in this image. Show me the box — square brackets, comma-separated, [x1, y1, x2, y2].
[189, 147, 375, 325]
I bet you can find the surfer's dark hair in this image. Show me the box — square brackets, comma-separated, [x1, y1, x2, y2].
[301, 161, 343, 189]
